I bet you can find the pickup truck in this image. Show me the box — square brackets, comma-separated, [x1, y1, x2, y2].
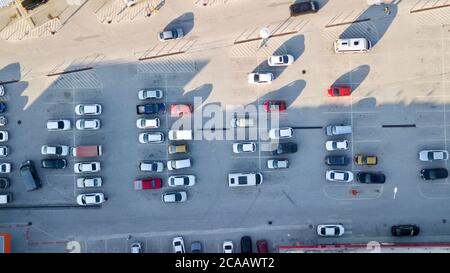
[133, 178, 162, 190]
[136, 103, 166, 115]
[72, 145, 102, 157]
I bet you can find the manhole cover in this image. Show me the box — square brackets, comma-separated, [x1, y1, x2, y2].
[17, 120, 22, 124]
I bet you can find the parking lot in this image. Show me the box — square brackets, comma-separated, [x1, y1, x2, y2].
[1, 0, 450, 252]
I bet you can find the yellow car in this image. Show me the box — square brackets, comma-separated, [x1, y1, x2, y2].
[354, 154, 377, 166]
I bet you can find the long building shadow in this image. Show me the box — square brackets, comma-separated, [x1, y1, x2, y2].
[331, 65, 370, 94]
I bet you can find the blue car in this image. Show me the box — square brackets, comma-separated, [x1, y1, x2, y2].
[136, 103, 166, 115]
[0, 102, 6, 113]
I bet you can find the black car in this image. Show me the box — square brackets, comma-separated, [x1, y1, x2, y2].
[420, 168, 448, 180]
[0, 102, 6, 113]
[289, 1, 318, 16]
[0, 177, 10, 189]
[241, 236, 252, 253]
[41, 159, 67, 169]
[325, 155, 349, 166]
[136, 103, 166, 115]
[356, 172, 386, 184]
[271, 142, 298, 155]
[22, 0, 48, 11]
[391, 225, 420, 237]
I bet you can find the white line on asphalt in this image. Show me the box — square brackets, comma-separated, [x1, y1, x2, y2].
[442, 27, 448, 170]
[351, 139, 382, 143]
[322, 111, 379, 114]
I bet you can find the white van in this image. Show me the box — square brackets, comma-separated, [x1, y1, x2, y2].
[0, 193, 12, 204]
[334, 38, 371, 53]
[326, 125, 352, 136]
[168, 130, 193, 141]
[167, 158, 191, 170]
[228, 173, 263, 187]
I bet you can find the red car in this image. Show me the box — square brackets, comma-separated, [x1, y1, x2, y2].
[262, 100, 286, 112]
[170, 104, 192, 117]
[328, 86, 351, 97]
[133, 178, 162, 190]
[256, 240, 268, 253]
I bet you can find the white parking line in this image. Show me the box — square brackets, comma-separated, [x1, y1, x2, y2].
[322, 111, 379, 114]
[351, 139, 382, 143]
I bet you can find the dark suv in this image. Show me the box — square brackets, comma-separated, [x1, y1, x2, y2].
[357, 172, 386, 184]
[325, 155, 349, 166]
[0, 177, 10, 189]
[241, 236, 252, 253]
[41, 159, 67, 169]
[289, 1, 318, 16]
[391, 225, 420, 237]
[20, 161, 41, 191]
[271, 142, 298, 155]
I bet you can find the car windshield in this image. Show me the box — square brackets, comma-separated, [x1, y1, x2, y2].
[254, 74, 260, 81]
[282, 56, 288, 63]
[151, 180, 156, 188]
[159, 33, 164, 39]
[174, 193, 181, 201]
[55, 147, 62, 154]
[333, 88, 340, 95]
[57, 121, 64, 128]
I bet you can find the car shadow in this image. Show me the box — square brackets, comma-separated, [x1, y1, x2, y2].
[331, 65, 370, 93]
[251, 34, 305, 80]
[183, 83, 213, 110]
[163, 12, 195, 36]
[339, 3, 398, 48]
[251, 79, 306, 109]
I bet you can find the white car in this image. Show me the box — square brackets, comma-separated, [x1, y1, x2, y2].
[228, 172, 263, 187]
[269, 127, 294, 139]
[325, 140, 349, 151]
[172, 236, 185, 253]
[75, 104, 102, 116]
[232, 142, 256, 153]
[267, 54, 294, 66]
[0, 163, 11, 173]
[0, 85, 4, 96]
[139, 132, 164, 143]
[158, 28, 184, 41]
[168, 175, 196, 187]
[248, 72, 273, 84]
[41, 145, 69, 156]
[162, 191, 187, 203]
[136, 118, 160, 129]
[223, 241, 234, 253]
[47, 120, 71, 131]
[326, 170, 353, 182]
[139, 161, 164, 172]
[76, 119, 100, 130]
[267, 159, 289, 169]
[130, 242, 142, 253]
[0, 146, 8, 157]
[230, 118, 255, 128]
[138, 89, 163, 100]
[124, 0, 136, 7]
[317, 224, 345, 237]
[74, 162, 101, 173]
[76, 177, 102, 188]
[76, 193, 105, 206]
[419, 150, 449, 161]
[0, 131, 7, 142]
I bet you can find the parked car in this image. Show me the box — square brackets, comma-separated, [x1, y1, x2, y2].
[0, 177, 10, 189]
[256, 240, 269, 253]
[289, 1, 318, 16]
[317, 224, 345, 237]
[74, 162, 101, 173]
[0, 116, 7, 126]
[228, 173, 263, 187]
[420, 168, 448, 180]
[41, 145, 69, 156]
[233, 142, 256, 153]
[167, 158, 191, 170]
[168, 175, 196, 187]
[76, 119, 100, 130]
[240, 236, 252, 253]
[325, 140, 348, 151]
[191, 241, 202, 253]
[223, 241, 234, 253]
[168, 130, 193, 141]
[124, 0, 137, 7]
[325, 155, 349, 166]
[0, 163, 11, 173]
[0, 102, 6, 113]
[354, 154, 377, 166]
[41, 159, 67, 169]
[168, 144, 188, 154]
[0, 146, 8, 157]
[267, 159, 289, 169]
[138, 89, 163, 100]
[139, 161, 164, 172]
[271, 142, 298, 155]
[172, 236, 185, 253]
[0, 131, 7, 142]
[325, 124, 352, 136]
[248, 73, 273, 84]
[76, 177, 102, 188]
[170, 104, 192, 117]
[133, 178, 162, 190]
[326, 170, 353, 182]
[139, 132, 164, 144]
[0, 85, 4, 96]
[269, 127, 293, 139]
[136, 103, 166, 115]
[20, 160, 41, 191]
[158, 28, 184, 41]
[130, 242, 142, 253]
[0, 193, 12, 204]
[262, 100, 286, 112]
[328, 85, 351, 97]
[47, 120, 71, 131]
[357, 172, 386, 184]
[230, 117, 255, 128]
[136, 118, 160, 129]
[391, 225, 420, 237]
[75, 104, 102, 115]
[419, 150, 449, 161]
[76, 193, 105, 206]
[267, 55, 294, 66]
[162, 191, 187, 203]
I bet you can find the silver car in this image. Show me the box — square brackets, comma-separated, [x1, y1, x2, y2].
[419, 150, 449, 162]
[41, 145, 69, 156]
[317, 224, 345, 237]
[158, 28, 184, 41]
[138, 89, 163, 100]
[76, 119, 101, 130]
[75, 104, 102, 116]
